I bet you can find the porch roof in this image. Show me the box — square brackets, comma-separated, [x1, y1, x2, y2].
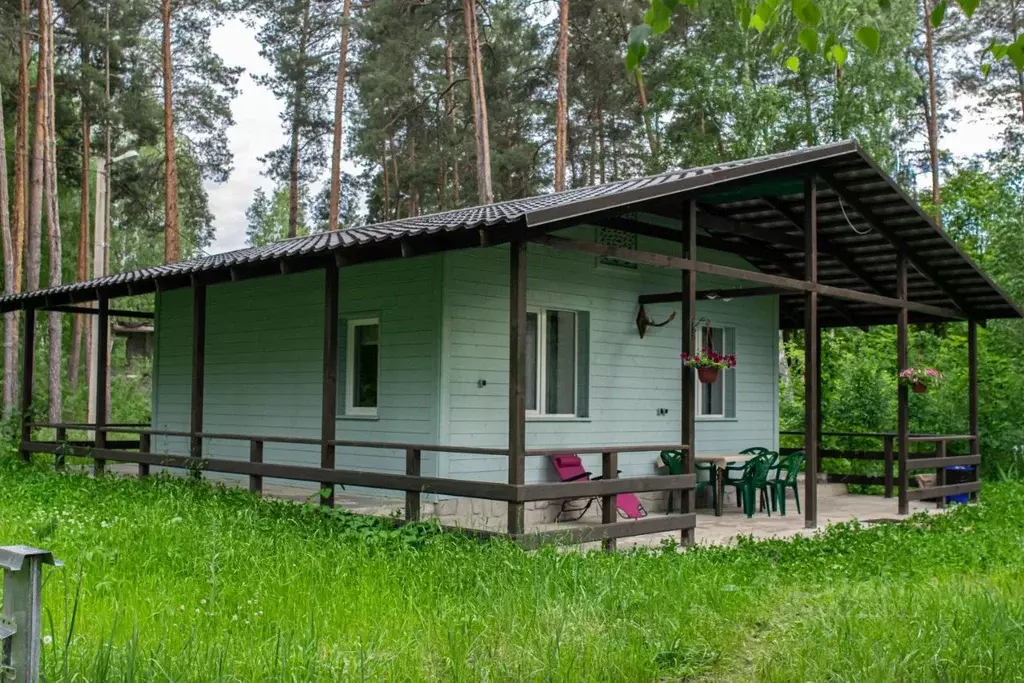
[1, 140, 1019, 327]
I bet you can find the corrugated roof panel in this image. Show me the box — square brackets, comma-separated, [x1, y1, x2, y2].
[0, 140, 1018, 325]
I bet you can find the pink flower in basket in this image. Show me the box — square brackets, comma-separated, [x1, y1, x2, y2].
[681, 351, 737, 370]
[898, 367, 944, 390]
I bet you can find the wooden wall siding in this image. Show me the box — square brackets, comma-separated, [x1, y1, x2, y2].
[149, 230, 776, 496]
[440, 226, 780, 484]
[151, 257, 443, 491]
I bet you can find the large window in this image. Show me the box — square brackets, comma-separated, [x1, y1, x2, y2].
[526, 308, 586, 417]
[346, 318, 380, 416]
[696, 324, 736, 419]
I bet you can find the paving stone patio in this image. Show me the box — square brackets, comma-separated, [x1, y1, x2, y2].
[107, 463, 947, 549]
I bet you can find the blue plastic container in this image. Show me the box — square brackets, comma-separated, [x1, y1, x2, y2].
[945, 465, 974, 504]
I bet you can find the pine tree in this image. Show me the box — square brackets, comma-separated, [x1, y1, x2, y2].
[40, 0, 61, 422]
[26, 0, 45, 292]
[922, 0, 942, 223]
[70, 43, 91, 394]
[327, 0, 353, 230]
[0, 82, 15, 416]
[553, 0, 568, 192]
[162, 0, 180, 262]
[462, 0, 493, 203]
[251, 0, 340, 237]
[12, 0, 29, 294]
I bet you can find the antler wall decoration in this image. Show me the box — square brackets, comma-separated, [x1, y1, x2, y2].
[636, 305, 676, 339]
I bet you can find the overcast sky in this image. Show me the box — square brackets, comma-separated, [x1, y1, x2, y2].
[202, 18, 1004, 255]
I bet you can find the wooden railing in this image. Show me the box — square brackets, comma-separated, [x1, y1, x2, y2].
[780, 430, 898, 497]
[780, 430, 981, 511]
[900, 435, 981, 513]
[22, 423, 696, 551]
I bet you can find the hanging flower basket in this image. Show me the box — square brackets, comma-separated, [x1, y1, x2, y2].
[697, 366, 721, 384]
[682, 351, 737, 385]
[899, 367, 944, 395]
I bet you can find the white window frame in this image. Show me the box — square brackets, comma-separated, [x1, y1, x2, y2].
[695, 323, 732, 419]
[346, 317, 380, 417]
[527, 307, 580, 418]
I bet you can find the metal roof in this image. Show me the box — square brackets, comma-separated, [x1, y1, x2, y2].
[1, 140, 1018, 326]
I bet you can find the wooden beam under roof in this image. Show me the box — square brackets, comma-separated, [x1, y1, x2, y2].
[760, 195, 894, 298]
[818, 170, 970, 314]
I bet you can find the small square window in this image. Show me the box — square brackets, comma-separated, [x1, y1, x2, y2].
[346, 318, 379, 416]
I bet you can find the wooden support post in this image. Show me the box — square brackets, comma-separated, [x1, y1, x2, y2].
[18, 308, 35, 463]
[883, 435, 894, 499]
[897, 258, 910, 515]
[320, 262, 339, 508]
[508, 240, 528, 536]
[803, 178, 819, 530]
[406, 448, 422, 522]
[680, 199, 697, 546]
[816, 326, 823, 454]
[968, 320, 980, 502]
[54, 426, 66, 470]
[139, 433, 151, 478]
[249, 439, 263, 495]
[94, 297, 109, 475]
[189, 285, 207, 463]
[601, 451, 618, 553]
[934, 440, 947, 509]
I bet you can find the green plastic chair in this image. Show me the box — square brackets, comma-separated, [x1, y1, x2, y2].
[762, 451, 783, 510]
[770, 452, 805, 516]
[725, 447, 771, 507]
[661, 450, 719, 516]
[733, 457, 772, 518]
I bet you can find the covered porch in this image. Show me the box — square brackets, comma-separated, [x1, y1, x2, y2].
[5, 141, 1014, 549]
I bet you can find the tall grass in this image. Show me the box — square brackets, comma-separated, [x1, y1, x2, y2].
[2, 455, 1023, 681]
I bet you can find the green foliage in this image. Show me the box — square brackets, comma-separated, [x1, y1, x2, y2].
[631, 0, 1024, 75]
[780, 164, 1024, 480]
[4, 456, 1024, 679]
[245, 182, 311, 247]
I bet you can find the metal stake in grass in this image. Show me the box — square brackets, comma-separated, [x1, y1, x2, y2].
[0, 546, 62, 683]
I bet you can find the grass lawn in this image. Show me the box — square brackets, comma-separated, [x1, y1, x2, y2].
[2, 455, 1024, 682]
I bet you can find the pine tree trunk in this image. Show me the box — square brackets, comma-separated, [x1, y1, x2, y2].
[444, 23, 460, 209]
[409, 136, 419, 217]
[71, 56, 91, 395]
[0, 83, 16, 417]
[13, 0, 29, 297]
[381, 143, 391, 219]
[635, 69, 658, 158]
[462, 0, 493, 204]
[587, 111, 596, 186]
[288, 0, 312, 238]
[923, 0, 941, 224]
[327, 0, 353, 231]
[27, 13, 46, 293]
[41, 1, 61, 423]
[443, 25, 454, 210]
[597, 105, 605, 184]
[162, 0, 181, 261]
[388, 133, 400, 219]
[553, 0, 569, 192]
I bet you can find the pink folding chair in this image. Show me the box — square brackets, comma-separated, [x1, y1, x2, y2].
[549, 454, 648, 522]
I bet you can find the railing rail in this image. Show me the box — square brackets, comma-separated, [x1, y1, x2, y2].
[22, 423, 695, 550]
[782, 429, 981, 510]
